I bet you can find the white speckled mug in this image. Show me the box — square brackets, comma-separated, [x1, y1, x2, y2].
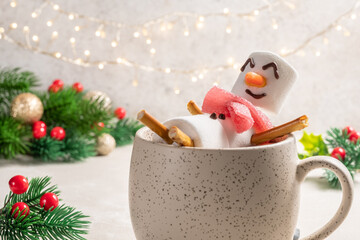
[129, 127, 353, 240]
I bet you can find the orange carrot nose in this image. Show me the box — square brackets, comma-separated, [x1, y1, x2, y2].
[244, 72, 267, 88]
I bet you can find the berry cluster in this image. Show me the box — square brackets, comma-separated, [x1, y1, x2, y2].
[48, 79, 83, 93]
[33, 121, 66, 140]
[8, 175, 59, 219]
[330, 126, 359, 161]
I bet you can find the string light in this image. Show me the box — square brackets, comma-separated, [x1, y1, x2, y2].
[32, 35, 39, 42]
[272, 19, 278, 30]
[69, 37, 76, 44]
[52, 31, 58, 38]
[54, 52, 61, 58]
[225, 26, 232, 34]
[132, 79, 138, 87]
[52, 4, 59, 10]
[10, 23, 18, 29]
[10, 1, 17, 8]
[46, 20, 53, 27]
[98, 63, 104, 70]
[183, 30, 190, 36]
[1, 0, 359, 91]
[111, 40, 118, 47]
[174, 87, 180, 95]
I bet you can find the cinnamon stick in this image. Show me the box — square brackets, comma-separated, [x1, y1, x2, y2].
[187, 100, 203, 115]
[251, 115, 309, 145]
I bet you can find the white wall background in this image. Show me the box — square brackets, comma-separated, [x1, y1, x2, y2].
[0, 0, 359, 133]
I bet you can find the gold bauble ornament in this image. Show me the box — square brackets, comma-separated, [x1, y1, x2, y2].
[83, 90, 112, 110]
[96, 133, 116, 156]
[10, 93, 44, 124]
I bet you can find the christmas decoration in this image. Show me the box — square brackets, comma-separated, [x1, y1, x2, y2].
[0, 176, 90, 239]
[40, 192, 59, 211]
[48, 84, 61, 93]
[32, 121, 47, 139]
[331, 147, 346, 161]
[83, 90, 112, 110]
[1, 0, 359, 96]
[11, 202, 30, 219]
[0, 68, 142, 162]
[96, 133, 116, 155]
[72, 82, 84, 93]
[50, 126, 66, 141]
[299, 127, 360, 188]
[114, 107, 126, 120]
[10, 92, 43, 124]
[349, 131, 360, 143]
[52, 79, 64, 89]
[9, 175, 29, 195]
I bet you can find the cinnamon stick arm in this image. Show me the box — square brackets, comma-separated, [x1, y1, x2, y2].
[168, 126, 194, 147]
[251, 115, 309, 145]
[137, 110, 173, 144]
[187, 100, 203, 115]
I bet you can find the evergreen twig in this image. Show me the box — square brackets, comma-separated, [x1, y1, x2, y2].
[109, 118, 143, 146]
[0, 177, 90, 240]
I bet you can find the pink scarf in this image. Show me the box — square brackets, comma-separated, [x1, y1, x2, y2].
[202, 86, 273, 134]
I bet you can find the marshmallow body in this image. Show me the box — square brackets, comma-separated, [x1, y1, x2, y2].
[231, 51, 298, 114]
[162, 115, 229, 148]
[219, 117, 254, 147]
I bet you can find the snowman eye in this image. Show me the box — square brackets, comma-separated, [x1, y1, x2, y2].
[262, 62, 279, 79]
[240, 58, 255, 72]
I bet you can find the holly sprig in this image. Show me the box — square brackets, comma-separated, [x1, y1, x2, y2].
[0, 176, 90, 240]
[298, 127, 360, 188]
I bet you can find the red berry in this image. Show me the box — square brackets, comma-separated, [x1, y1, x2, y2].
[52, 79, 64, 89]
[331, 147, 346, 161]
[48, 84, 61, 93]
[96, 122, 104, 129]
[40, 192, 59, 211]
[114, 107, 126, 120]
[32, 121, 47, 139]
[9, 175, 29, 194]
[50, 127, 66, 141]
[72, 82, 83, 93]
[349, 131, 360, 144]
[11, 202, 30, 219]
[343, 126, 355, 137]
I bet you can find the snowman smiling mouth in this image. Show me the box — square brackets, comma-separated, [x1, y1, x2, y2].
[245, 89, 267, 99]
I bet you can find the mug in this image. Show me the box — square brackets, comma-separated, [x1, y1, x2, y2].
[129, 127, 353, 240]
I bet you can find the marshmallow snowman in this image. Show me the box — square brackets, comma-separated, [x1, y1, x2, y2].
[231, 51, 298, 114]
[227, 51, 298, 146]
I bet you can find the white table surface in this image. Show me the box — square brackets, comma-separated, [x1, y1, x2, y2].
[0, 144, 358, 240]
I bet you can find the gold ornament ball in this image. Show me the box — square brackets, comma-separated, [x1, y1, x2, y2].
[96, 133, 116, 156]
[11, 93, 44, 124]
[83, 90, 112, 110]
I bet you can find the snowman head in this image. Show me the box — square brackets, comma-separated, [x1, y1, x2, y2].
[231, 51, 298, 114]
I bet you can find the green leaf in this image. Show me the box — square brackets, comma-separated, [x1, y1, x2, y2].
[299, 131, 329, 156]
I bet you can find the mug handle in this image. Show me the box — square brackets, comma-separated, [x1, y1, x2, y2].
[296, 156, 354, 240]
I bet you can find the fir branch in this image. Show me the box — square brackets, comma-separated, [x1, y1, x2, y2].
[0, 116, 30, 159]
[34, 205, 90, 240]
[1, 177, 90, 240]
[62, 134, 96, 162]
[4, 177, 60, 208]
[109, 118, 142, 146]
[0, 68, 39, 114]
[40, 88, 113, 135]
[30, 137, 65, 162]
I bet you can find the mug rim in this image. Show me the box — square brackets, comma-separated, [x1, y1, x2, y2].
[135, 126, 295, 151]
